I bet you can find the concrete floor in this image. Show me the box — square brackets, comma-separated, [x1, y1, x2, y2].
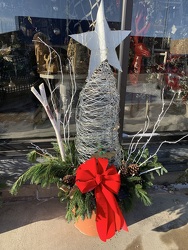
[0, 186, 188, 250]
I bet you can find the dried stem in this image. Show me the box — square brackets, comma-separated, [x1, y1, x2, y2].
[135, 89, 176, 164]
[126, 87, 188, 169]
[31, 83, 65, 161]
[31, 38, 77, 161]
[139, 134, 188, 167]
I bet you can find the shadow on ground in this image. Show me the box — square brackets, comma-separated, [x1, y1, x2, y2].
[125, 187, 188, 232]
[0, 198, 66, 234]
[0, 187, 187, 235]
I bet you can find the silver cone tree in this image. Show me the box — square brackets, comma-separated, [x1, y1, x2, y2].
[75, 61, 122, 166]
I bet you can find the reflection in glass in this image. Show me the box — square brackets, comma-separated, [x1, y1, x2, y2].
[124, 0, 188, 134]
[0, 0, 122, 140]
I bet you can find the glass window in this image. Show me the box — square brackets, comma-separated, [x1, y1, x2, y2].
[0, 0, 122, 140]
[3, 0, 187, 142]
[124, 0, 188, 135]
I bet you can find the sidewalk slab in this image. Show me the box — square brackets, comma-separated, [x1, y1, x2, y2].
[0, 187, 188, 250]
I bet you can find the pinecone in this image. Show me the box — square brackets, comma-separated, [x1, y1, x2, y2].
[127, 164, 140, 176]
[62, 175, 76, 187]
[120, 166, 129, 176]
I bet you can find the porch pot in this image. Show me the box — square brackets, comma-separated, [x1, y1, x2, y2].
[74, 211, 98, 236]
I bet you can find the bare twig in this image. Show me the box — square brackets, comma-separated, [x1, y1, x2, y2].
[31, 83, 65, 161]
[31, 38, 77, 161]
[139, 134, 188, 167]
[135, 89, 176, 164]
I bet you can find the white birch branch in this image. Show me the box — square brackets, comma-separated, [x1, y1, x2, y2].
[139, 166, 162, 175]
[135, 90, 176, 164]
[139, 134, 188, 167]
[31, 83, 65, 161]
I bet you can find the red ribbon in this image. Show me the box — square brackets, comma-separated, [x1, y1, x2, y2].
[76, 157, 128, 241]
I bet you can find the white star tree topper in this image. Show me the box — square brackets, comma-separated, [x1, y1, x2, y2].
[69, 0, 130, 77]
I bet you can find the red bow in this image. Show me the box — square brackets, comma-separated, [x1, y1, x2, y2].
[76, 157, 128, 241]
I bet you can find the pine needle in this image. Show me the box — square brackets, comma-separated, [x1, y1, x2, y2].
[134, 184, 152, 206]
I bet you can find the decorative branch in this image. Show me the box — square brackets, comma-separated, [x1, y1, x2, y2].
[31, 38, 77, 160]
[127, 115, 150, 163]
[139, 134, 188, 167]
[34, 37, 63, 114]
[37, 40, 77, 144]
[31, 83, 65, 161]
[61, 58, 77, 143]
[139, 167, 162, 175]
[133, 89, 176, 164]
[139, 92, 175, 162]
[125, 86, 188, 169]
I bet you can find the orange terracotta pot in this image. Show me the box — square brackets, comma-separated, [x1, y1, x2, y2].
[74, 211, 98, 237]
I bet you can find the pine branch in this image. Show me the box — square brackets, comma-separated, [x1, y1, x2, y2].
[10, 164, 39, 195]
[65, 189, 95, 222]
[127, 176, 142, 183]
[119, 195, 134, 212]
[10, 157, 73, 195]
[27, 150, 38, 162]
[134, 184, 152, 206]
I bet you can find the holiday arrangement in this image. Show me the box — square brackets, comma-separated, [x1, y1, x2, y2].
[10, 0, 171, 242]
[10, 135, 166, 241]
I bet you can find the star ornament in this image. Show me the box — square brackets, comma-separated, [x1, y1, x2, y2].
[69, 0, 131, 77]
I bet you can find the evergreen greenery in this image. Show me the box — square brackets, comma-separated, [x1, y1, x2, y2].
[10, 142, 167, 221]
[65, 189, 95, 222]
[118, 148, 167, 211]
[10, 141, 78, 195]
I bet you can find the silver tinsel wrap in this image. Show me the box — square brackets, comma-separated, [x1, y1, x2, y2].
[75, 61, 122, 166]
